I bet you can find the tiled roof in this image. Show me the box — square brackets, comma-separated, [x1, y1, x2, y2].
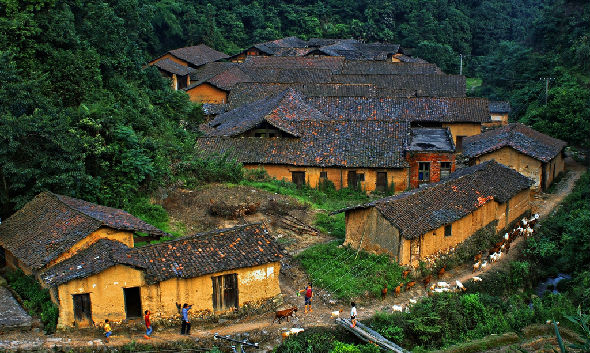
[340, 61, 441, 75]
[242, 56, 346, 72]
[205, 89, 329, 137]
[240, 67, 335, 84]
[151, 58, 193, 76]
[0, 192, 167, 271]
[189, 62, 238, 82]
[39, 239, 143, 287]
[312, 42, 401, 60]
[489, 101, 511, 113]
[408, 128, 455, 152]
[129, 223, 284, 284]
[167, 44, 229, 67]
[307, 97, 490, 123]
[254, 36, 308, 54]
[187, 66, 252, 91]
[337, 161, 533, 239]
[331, 74, 466, 97]
[202, 103, 229, 115]
[462, 123, 566, 162]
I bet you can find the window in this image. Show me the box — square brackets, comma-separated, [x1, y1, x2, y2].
[440, 162, 452, 179]
[212, 274, 238, 311]
[376, 172, 387, 192]
[357, 173, 365, 182]
[455, 136, 466, 152]
[418, 162, 430, 183]
[123, 287, 142, 319]
[444, 224, 452, 237]
[292, 171, 305, 188]
[319, 171, 328, 179]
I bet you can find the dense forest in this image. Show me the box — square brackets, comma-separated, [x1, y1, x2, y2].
[0, 0, 588, 218]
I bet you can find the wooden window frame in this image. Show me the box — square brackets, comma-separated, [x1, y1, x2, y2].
[418, 162, 431, 183]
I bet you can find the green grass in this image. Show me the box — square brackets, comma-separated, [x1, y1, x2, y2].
[315, 212, 345, 238]
[296, 242, 404, 299]
[466, 77, 482, 92]
[126, 197, 186, 246]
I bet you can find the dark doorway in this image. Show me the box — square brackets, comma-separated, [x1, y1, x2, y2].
[0, 246, 5, 268]
[291, 171, 305, 188]
[455, 136, 465, 152]
[376, 172, 388, 192]
[347, 171, 359, 190]
[73, 293, 92, 326]
[123, 287, 142, 319]
[212, 274, 238, 311]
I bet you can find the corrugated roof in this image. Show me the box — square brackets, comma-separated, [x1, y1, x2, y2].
[462, 123, 566, 162]
[336, 161, 533, 239]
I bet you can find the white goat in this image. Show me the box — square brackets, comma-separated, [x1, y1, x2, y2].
[472, 276, 483, 282]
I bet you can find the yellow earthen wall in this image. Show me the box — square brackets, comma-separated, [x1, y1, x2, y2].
[4, 250, 33, 275]
[544, 153, 565, 189]
[483, 114, 509, 128]
[49, 228, 134, 268]
[186, 83, 228, 104]
[474, 147, 542, 190]
[442, 123, 482, 145]
[343, 208, 403, 261]
[245, 164, 408, 193]
[56, 262, 280, 328]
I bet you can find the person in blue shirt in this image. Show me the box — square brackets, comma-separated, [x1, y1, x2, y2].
[181, 303, 191, 335]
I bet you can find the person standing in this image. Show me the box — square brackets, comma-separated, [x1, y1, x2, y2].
[181, 304, 191, 335]
[350, 302, 357, 328]
[299, 283, 313, 313]
[144, 310, 152, 339]
[104, 319, 112, 343]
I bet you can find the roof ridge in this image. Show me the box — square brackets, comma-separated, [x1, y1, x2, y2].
[45, 191, 101, 225]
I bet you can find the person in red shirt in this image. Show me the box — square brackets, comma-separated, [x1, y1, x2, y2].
[144, 310, 152, 339]
[298, 283, 313, 313]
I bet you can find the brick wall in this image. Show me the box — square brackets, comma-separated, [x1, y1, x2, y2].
[406, 152, 456, 188]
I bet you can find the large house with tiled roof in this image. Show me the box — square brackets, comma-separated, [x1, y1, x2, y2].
[0, 193, 283, 328]
[198, 89, 465, 192]
[462, 123, 567, 191]
[337, 161, 533, 265]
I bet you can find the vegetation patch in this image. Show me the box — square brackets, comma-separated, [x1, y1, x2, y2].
[296, 242, 403, 299]
[4, 269, 58, 333]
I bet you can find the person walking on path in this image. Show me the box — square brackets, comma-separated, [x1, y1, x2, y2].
[350, 302, 357, 328]
[144, 310, 152, 339]
[298, 283, 313, 313]
[104, 319, 112, 343]
[181, 304, 191, 335]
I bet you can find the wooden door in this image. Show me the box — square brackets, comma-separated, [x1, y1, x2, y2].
[376, 172, 387, 192]
[212, 274, 239, 311]
[73, 293, 92, 327]
[347, 171, 358, 189]
[409, 238, 421, 264]
[291, 171, 305, 188]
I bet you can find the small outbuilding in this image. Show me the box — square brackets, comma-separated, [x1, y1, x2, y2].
[337, 161, 533, 266]
[406, 128, 456, 188]
[462, 123, 567, 191]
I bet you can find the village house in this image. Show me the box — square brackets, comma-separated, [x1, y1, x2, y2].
[337, 161, 533, 266]
[148, 44, 229, 90]
[0, 193, 283, 328]
[483, 101, 511, 128]
[462, 123, 567, 191]
[198, 89, 466, 193]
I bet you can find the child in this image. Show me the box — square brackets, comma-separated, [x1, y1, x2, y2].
[144, 310, 152, 339]
[350, 302, 357, 328]
[181, 304, 191, 335]
[298, 283, 313, 313]
[104, 319, 112, 343]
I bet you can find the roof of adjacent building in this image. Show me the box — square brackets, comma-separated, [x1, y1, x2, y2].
[253, 36, 308, 55]
[151, 58, 194, 76]
[489, 101, 511, 113]
[205, 89, 329, 137]
[0, 192, 168, 271]
[408, 128, 455, 152]
[308, 41, 402, 60]
[162, 44, 229, 67]
[462, 123, 567, 162]
[330, 74, 465, 97]
[39, 239, 143, 287]
[39, 223, 284, 287]
[308, 97, 490, 123]
[186, 65, 252, 91]
[129, 223, 283, 284]
[336, 161, 533, 239]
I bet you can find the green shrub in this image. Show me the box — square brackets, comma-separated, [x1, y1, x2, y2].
[244, 166, 270, 181]
[5, 269, 58, 333]
[273, 327, 350, 353]
[176, 151, 244, 187]
[330, 341, 361, 353]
